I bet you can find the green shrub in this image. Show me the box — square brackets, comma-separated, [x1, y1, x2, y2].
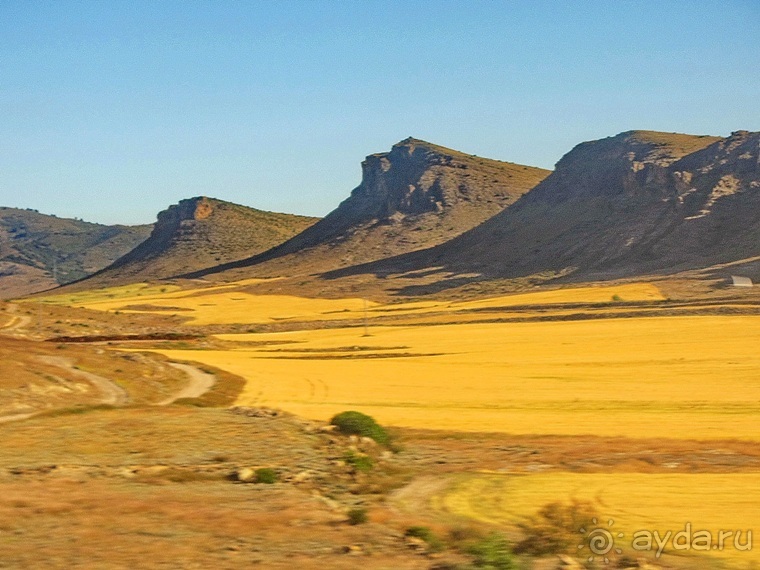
[254, 468, 278, 484]
[515, 500, 598, 556]
[347, 507, 368, 525]
[330, 410, 390, 445]
[406, 526, 445, 552]
[467, 532, 514, 569]
[344, 451, 373, 472]
[611, 294, 624, 302]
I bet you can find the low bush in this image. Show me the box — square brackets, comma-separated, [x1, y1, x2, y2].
[330, 411, 390, 445]
[515, 500, 598, 556]
[347, 507, 368, 525]
[406, 526, 445, 552]
[467, 532, 514, 569]
[254, 468, 278, 484]
[344, 451, 373, 472]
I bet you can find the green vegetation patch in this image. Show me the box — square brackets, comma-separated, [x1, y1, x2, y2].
[254, 468, 278, 484]
[330, 410, 390, 445]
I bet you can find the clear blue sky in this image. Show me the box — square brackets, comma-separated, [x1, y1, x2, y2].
[1, 1, 758, 225]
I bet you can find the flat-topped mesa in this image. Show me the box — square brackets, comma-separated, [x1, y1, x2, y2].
[141, 196, 217, 251]
[356, 141, 450, 220]
[353, 137, 508, 220]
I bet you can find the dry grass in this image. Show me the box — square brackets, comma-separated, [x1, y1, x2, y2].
[431, 472, 760, 565]
[0, 406, 436, 569]
[0, 478, 430, 569]
[15, 280, 760, 568]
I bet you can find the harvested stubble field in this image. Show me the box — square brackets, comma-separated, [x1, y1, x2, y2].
[142, 315, 760, 440]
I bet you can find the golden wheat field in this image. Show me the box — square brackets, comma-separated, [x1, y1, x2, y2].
[430, 472, 760, 564]
[39, 282, 664, 325]
[39, 281, 760, 440]
[147, 314, 760, 440]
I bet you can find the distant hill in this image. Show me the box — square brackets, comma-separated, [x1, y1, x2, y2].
[76, 197, 319, 286]
[0, 208, 152, 298]
[188, 138, 550, 279]
[327, 130, 760, 287]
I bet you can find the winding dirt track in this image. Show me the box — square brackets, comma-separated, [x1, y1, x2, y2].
[157, 363, 216, 405]
[0, 361, 217, 423]
[0, 356, 130, 424]
[37, 356, 129, 405]
[0, 304, 31, 335]
[0, 302, 216, 420]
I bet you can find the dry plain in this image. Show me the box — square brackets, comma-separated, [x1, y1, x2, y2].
[16, 279, 760, 567]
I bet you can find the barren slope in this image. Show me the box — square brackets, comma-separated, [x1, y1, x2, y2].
[0, 208, 151, 298]
[78, 197, 319, 286]
[189, 138, 550, 279]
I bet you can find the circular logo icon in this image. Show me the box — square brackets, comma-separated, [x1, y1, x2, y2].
[579, 518, 624, 564]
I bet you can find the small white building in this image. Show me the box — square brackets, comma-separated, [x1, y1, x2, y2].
[731, 275, 754, 288]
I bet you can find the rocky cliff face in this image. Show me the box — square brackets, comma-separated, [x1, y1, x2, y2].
[194, 138, 550, 278]
[646, 130, 760, 271]
[121, 197, 214, 258]
[345, 138, 505, 220]
[79, 197, 319, 285]
[329, 130, 760, 284]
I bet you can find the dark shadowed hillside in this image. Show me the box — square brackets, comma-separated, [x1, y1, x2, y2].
[77, 197, 319, 286]
[0, 208, 152, 298]
[188, 138, 550, 279]
[324, 130, 760, 288]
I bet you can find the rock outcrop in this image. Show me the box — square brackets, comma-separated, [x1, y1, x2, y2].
[79, 197, 319, 285]
[327, 130, 760, 284]
[189, 138, 550, 278]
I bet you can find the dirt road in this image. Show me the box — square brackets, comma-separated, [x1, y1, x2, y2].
[0, 304, 31, 335]
[36, 356, 129, 406]
[157, 363, 216, 405]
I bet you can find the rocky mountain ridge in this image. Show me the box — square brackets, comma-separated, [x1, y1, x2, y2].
[325, 130, 760, 286]
[185, 137, 551, 278]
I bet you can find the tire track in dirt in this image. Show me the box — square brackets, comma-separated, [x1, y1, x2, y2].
[36, 356, 129, 406]
[0, 304, 31, 335]
[156, 363, 216, 405]
[389, 476, 453, 519]
[0, 413, 37, 424]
